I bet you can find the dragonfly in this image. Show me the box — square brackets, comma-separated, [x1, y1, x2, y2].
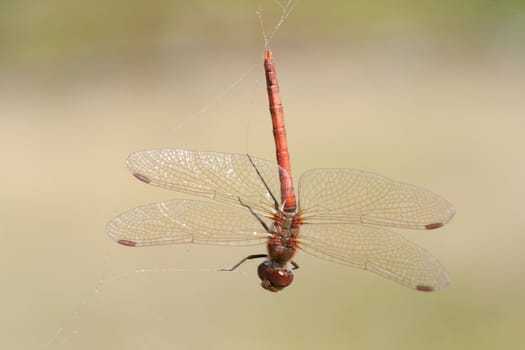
[107, 49, 455, 292]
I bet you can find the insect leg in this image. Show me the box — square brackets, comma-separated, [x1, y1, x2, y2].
[246, 154, 279, 210]
[219, 254, 268, 272]
[238, 197, 271, 233]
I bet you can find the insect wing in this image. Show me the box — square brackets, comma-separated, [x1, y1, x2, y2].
[298, 168, 455, 230]
[299, 223, 450, 291]
[107, 199, 269, 247]
[126, 150, 286, 216]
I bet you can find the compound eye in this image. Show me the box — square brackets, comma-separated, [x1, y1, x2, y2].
[257, 261, 294, 292]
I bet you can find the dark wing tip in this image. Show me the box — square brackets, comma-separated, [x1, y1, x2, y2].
[425, 223, 444, 230]
[416, 285, 435, 292]
[132, 172, 151, 184]
[117, 239, 138, 247]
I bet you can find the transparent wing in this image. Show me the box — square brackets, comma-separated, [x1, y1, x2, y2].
[126, 149, 288, 215]
[298, 223, 450, 291]
[298, 168, 455, 230]
[107, 199, 269, 247]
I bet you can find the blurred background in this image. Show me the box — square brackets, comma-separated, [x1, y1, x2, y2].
[1, 0, 524, 349]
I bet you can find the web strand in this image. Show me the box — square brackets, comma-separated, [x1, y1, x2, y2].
[257, 0, 298, 49]
[162, 0, 297, 141]
[43, 267, 236, 349]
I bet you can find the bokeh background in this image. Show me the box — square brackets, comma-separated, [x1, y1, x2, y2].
[2, 1, 524, 349]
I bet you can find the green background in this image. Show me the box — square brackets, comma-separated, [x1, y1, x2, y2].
[2, 1, 524, 349]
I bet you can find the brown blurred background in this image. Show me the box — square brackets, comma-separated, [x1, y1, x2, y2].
[1, 1, 524, 349]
